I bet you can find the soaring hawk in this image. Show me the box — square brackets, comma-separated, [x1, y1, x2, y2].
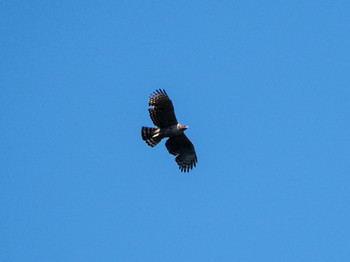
[141, 89, 197, 172]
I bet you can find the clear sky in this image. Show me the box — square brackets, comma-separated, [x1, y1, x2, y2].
[1, 1, 350, 261]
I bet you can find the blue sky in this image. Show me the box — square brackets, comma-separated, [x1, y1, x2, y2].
[1, 1, 350, 261]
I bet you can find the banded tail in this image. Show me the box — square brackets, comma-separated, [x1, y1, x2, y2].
[141, 127, 162, 147]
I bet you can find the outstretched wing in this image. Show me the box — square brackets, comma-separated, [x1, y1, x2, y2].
[148, 89, 178, 128]
[165, 134, 197, 172]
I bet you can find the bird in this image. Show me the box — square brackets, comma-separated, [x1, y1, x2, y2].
[141, 89, 197, 172]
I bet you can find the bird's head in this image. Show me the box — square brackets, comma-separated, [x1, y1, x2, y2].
[178, 124, 188, 131]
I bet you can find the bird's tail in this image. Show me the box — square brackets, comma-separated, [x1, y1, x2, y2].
[141, 127, 162, 147]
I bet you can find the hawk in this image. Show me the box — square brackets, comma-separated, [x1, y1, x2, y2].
[141, 89, 197, 172]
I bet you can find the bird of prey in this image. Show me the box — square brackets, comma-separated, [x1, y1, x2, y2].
[141, 89, 197, 172]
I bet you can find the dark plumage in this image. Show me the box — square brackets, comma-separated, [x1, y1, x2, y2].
[141, 89, 197, 172]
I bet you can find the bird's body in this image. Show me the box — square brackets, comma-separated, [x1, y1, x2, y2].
[152, 124, 187, 139]
[141, 90, 197, 172]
